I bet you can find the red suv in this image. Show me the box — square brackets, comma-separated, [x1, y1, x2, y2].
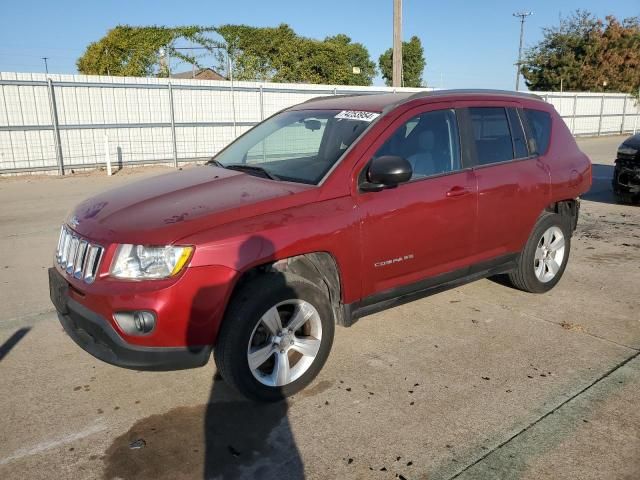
[49, 90, 592, 401]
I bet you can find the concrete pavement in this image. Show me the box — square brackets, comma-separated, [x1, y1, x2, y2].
[1, 135, 638, 479]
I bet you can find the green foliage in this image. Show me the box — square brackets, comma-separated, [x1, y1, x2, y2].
[77, 23, 378, 85]
[522, 11, 640, 95]
[76, 25, 220, 77]
[379, 36, 426, 87]
[214, 24, 377, 85]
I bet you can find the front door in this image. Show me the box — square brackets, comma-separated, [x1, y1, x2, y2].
[356, 105, 478, 299]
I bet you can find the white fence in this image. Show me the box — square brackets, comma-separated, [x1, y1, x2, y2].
[541, 91, 640, 137]
[0, 72, 638, 175]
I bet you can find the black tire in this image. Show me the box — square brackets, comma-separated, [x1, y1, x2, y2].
[507, 212, 571, 293]
[214, 272, 335, 402]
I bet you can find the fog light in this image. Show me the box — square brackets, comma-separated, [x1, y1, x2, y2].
[114, 311, 156, 336]
[133, 311, 155, 333]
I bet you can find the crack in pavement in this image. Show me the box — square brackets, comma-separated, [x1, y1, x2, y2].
[0, 422, 106, 465]
[446, 349, 640, 480]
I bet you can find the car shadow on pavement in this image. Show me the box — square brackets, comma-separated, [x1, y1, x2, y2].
[102, 376, 303, 480]
[203, 234, 304, 479]
[582, 164, 617, 204]
[203, 377, 303, 479]
[103, 235, 304, 480]
[0, 327, 30, 362]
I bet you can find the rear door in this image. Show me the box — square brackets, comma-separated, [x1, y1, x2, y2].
[460, 103, 551, 260]
[356, 103, 478, 298]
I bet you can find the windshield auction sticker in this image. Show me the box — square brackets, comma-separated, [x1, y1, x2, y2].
[334, 110, 380, 122]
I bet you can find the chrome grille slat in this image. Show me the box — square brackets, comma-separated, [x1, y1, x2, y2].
[60, 230, 71, 265]
[73, 241, 88, 279]
[55, 226, 103, 284]
[66, 237, 79, 273]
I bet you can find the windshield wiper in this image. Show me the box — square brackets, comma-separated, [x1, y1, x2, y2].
[224, 164, 280, 180]
[206, 158, 225, 168]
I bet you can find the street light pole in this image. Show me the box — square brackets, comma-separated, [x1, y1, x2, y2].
[513, 11, 532, 91]
[392, 0, 403, 87]
[42, 57, 49, 74]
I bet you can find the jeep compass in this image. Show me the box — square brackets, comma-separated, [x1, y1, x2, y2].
[49, 90, 592, 401]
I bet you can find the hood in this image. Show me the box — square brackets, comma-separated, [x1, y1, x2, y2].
[67, 166, 314, 245]
[618, 134, 640, 162]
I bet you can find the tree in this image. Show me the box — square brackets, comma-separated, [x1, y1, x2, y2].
[379, 36, 426, 87]
[522, 11, 640, 95]
[77, 25, 219, 77]
[214, 24, 377, 85]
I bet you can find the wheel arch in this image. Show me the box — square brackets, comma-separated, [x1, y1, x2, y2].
[544, 198, 580, 231]
[228, 251, 348, 327]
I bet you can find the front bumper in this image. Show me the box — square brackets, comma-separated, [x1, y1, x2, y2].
[613, 159, 640, 195]
[49, 267, 217, 370]
[58, 298, 211, 370]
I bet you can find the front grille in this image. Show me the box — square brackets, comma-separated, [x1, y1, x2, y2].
[55, 226, 104, 283]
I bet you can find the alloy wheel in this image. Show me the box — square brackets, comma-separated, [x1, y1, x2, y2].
[247, 299, 322, 387]
[534, 225, 566, 283]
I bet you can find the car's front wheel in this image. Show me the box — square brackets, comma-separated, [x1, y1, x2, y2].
[507, 212, 571, 293]
[214, 273, 335, 402]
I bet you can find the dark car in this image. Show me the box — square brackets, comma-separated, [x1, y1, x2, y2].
[613, 133, 640, 203]
[49, 90, 592, 401]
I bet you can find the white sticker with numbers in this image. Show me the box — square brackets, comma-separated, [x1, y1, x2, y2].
[334, 110, 380, 122]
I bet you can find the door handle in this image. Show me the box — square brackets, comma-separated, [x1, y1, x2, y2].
[446, 186, 470, 197]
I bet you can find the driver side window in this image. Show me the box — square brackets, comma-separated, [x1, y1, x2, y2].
[375, 109, 461, 180]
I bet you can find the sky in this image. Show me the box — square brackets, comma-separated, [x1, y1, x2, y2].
[1, 0, 638, 89]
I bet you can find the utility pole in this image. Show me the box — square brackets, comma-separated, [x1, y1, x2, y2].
[513, 11, 532, 91]
[41, 57, 49, 74]
[392, 0, 403, 87]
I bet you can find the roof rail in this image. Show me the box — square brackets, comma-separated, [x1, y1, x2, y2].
[302, 92, 376, 104]
[409, 88, 542, 102]
[379, 88, 544, 113]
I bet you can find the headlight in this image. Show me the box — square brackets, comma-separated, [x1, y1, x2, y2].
[110, 245, 193, 280]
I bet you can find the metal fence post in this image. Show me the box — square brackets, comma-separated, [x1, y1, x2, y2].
[104, 132, 112, 176]
[46, 78, 64, 175]
[167, 82, 178, 168]
[597, 93, 605, 136]
[259, 85, 264, 121]
[570, 94, 578, 135]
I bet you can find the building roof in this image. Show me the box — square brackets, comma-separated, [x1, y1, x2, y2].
[171, 68, 226, 80]
[291, 89, 544, 112]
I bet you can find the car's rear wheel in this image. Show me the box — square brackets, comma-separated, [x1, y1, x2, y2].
[507, 212, 571, 293]
[214, 273, 334, 402]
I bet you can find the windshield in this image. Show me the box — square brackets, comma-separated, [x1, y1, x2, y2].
[212, 109, 376, 184]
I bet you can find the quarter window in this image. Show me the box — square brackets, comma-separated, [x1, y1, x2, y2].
[524, 109, 552, 155]
[374, 109, 461, 180]
[469, 107, 514, 165]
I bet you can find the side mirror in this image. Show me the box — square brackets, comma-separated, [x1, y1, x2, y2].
[361, 155, 413, 192]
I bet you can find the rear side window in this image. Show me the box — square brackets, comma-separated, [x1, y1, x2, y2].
[524, 109, 552, 155]
[469, 107, 514, 165]
[507, 108, 529, 159]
